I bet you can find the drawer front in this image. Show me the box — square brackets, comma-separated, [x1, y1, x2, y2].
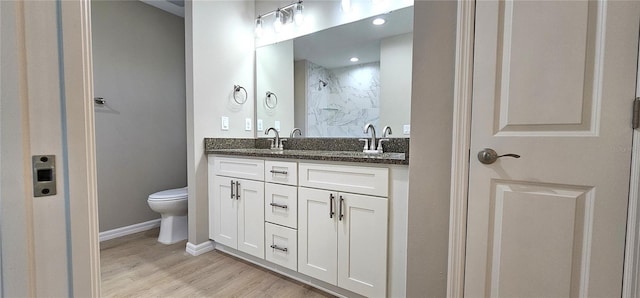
[265, 223, 297, 271]
[213, 156, 264, 181]
[265, 161, 297, 186]
[299, 163, 389, 197]
[265, 183, 298, 229]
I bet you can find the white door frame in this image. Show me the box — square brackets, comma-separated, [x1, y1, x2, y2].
[622, 29, 640, 298]
[446, 0, 475, 296]
[1, 0, 100, 295]
[447, 1, 640, 296]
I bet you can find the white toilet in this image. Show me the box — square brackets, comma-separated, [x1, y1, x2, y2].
[147, 187, 188, 244]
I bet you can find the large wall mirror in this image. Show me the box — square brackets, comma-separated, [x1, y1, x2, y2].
[256, 5, 413, 138]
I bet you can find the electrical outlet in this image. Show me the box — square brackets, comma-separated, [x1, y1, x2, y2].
[403, 124, 410, 135]
[245, 118, 252, 131]
[221, 116, 229, 130]
[257, 119, 263, 131]
[275, 120, 281, 131]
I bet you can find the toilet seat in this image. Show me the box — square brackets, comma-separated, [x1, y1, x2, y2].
[148, 187, 188, 201]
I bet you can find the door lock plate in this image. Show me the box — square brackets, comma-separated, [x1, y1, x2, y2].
[32, 155, 56, 197]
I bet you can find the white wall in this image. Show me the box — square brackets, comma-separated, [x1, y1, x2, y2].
[406, 1, 457, 297]
[92, 0, 187, 231]
[187, 0, 255, 244]
[380, 33, 413, 137]
[294, 60, 306, 131]
[256, 39, 294, 135]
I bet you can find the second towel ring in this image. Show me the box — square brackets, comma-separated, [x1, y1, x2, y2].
[233, 85, 248, 105]
[265, 91, 278, 109]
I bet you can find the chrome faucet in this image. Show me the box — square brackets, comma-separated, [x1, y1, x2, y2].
[290, 128, 302, 138]
[363, 123, 377, 152]
[265, 127, 282, 150]
[377, 126, 392, 151]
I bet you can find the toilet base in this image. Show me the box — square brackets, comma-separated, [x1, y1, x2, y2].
[158, 214, 188, 244]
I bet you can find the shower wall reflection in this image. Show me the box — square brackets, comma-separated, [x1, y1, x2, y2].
[302, 60, 380, 137]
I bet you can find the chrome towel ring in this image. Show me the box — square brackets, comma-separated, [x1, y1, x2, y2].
[265, 91, 278, 109]
[233, 85, 248, 104]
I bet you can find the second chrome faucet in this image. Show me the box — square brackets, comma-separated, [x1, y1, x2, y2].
[360, 123, 392, 153]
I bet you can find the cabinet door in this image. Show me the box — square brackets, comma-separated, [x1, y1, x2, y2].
[298, 187, 338, 284]
[265, 183, 298, 229]
[209, 176, 237, 248]
[236, 178, 265, 259]
[337, 193, 388, 297]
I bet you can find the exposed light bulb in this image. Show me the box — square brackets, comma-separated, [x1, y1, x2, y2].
[273, 9, 283, 33]
[294, 3, 304, 25]
[350, 57, 359, 62]
[372, 18, 386, 25]
[341, 0, 351, 12]
[255, 17, 263, 37]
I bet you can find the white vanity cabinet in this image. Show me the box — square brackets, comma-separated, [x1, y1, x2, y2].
[298, 163, 389, 297]
[209, 157, 265, 259]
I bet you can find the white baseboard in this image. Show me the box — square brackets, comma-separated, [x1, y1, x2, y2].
[99, 219, 161, 242]
[186, 241, 214, 256]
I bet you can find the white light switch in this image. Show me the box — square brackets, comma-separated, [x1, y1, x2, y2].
[403, 124, 410, 135]
[257, 119, 263, 131]
[245, 118, 252, 131]
[221, 116, 229, 131]
[275, 120, 281, 131]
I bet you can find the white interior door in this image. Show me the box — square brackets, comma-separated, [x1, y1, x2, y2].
[465, 1, 640, 297]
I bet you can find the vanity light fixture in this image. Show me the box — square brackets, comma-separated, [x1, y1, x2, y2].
[341, 0, 351, 12]
[372, 18, 386, 25]
[350, 57, 359, 62]
[294, 2, 304, 25]
[255, 1, 304, 37]
[273, 9, 284, 33]
[255, 17, 264, 37]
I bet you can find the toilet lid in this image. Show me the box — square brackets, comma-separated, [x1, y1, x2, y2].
[148, 187, 188, 201]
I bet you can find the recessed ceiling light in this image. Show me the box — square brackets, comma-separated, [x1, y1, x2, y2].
[350, 57, 359, 62]
[372, 18, 386, 25]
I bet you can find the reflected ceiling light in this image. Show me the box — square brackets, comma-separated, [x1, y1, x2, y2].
[255, 1, 304, 37]
[372, 18, 386, 25]
[350, 57, 359, 62]
[341, 0, 351, 12]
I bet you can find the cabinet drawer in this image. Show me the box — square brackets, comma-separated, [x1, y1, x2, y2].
[212, 156, 264, 181]
[299, 163, 389, 197]
[265, 161, 297, 185]
[265, 223, 297, 271]
[265, 183, 298, 229]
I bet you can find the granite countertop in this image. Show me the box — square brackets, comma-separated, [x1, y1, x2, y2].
[204, 138, 410, 165]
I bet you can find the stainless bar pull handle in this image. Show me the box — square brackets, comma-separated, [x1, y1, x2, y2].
[235, 181, 240, 200]
[270, 170, 288, 175]
[230, 180, 235, 199]
[329, 194, 335, 218]
[339, 196, 344, 221]
[269, 202, 288, 209]
[270, 244, 288, 252]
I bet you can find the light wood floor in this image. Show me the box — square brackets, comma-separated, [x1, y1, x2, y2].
[100, 228, 334, 297]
